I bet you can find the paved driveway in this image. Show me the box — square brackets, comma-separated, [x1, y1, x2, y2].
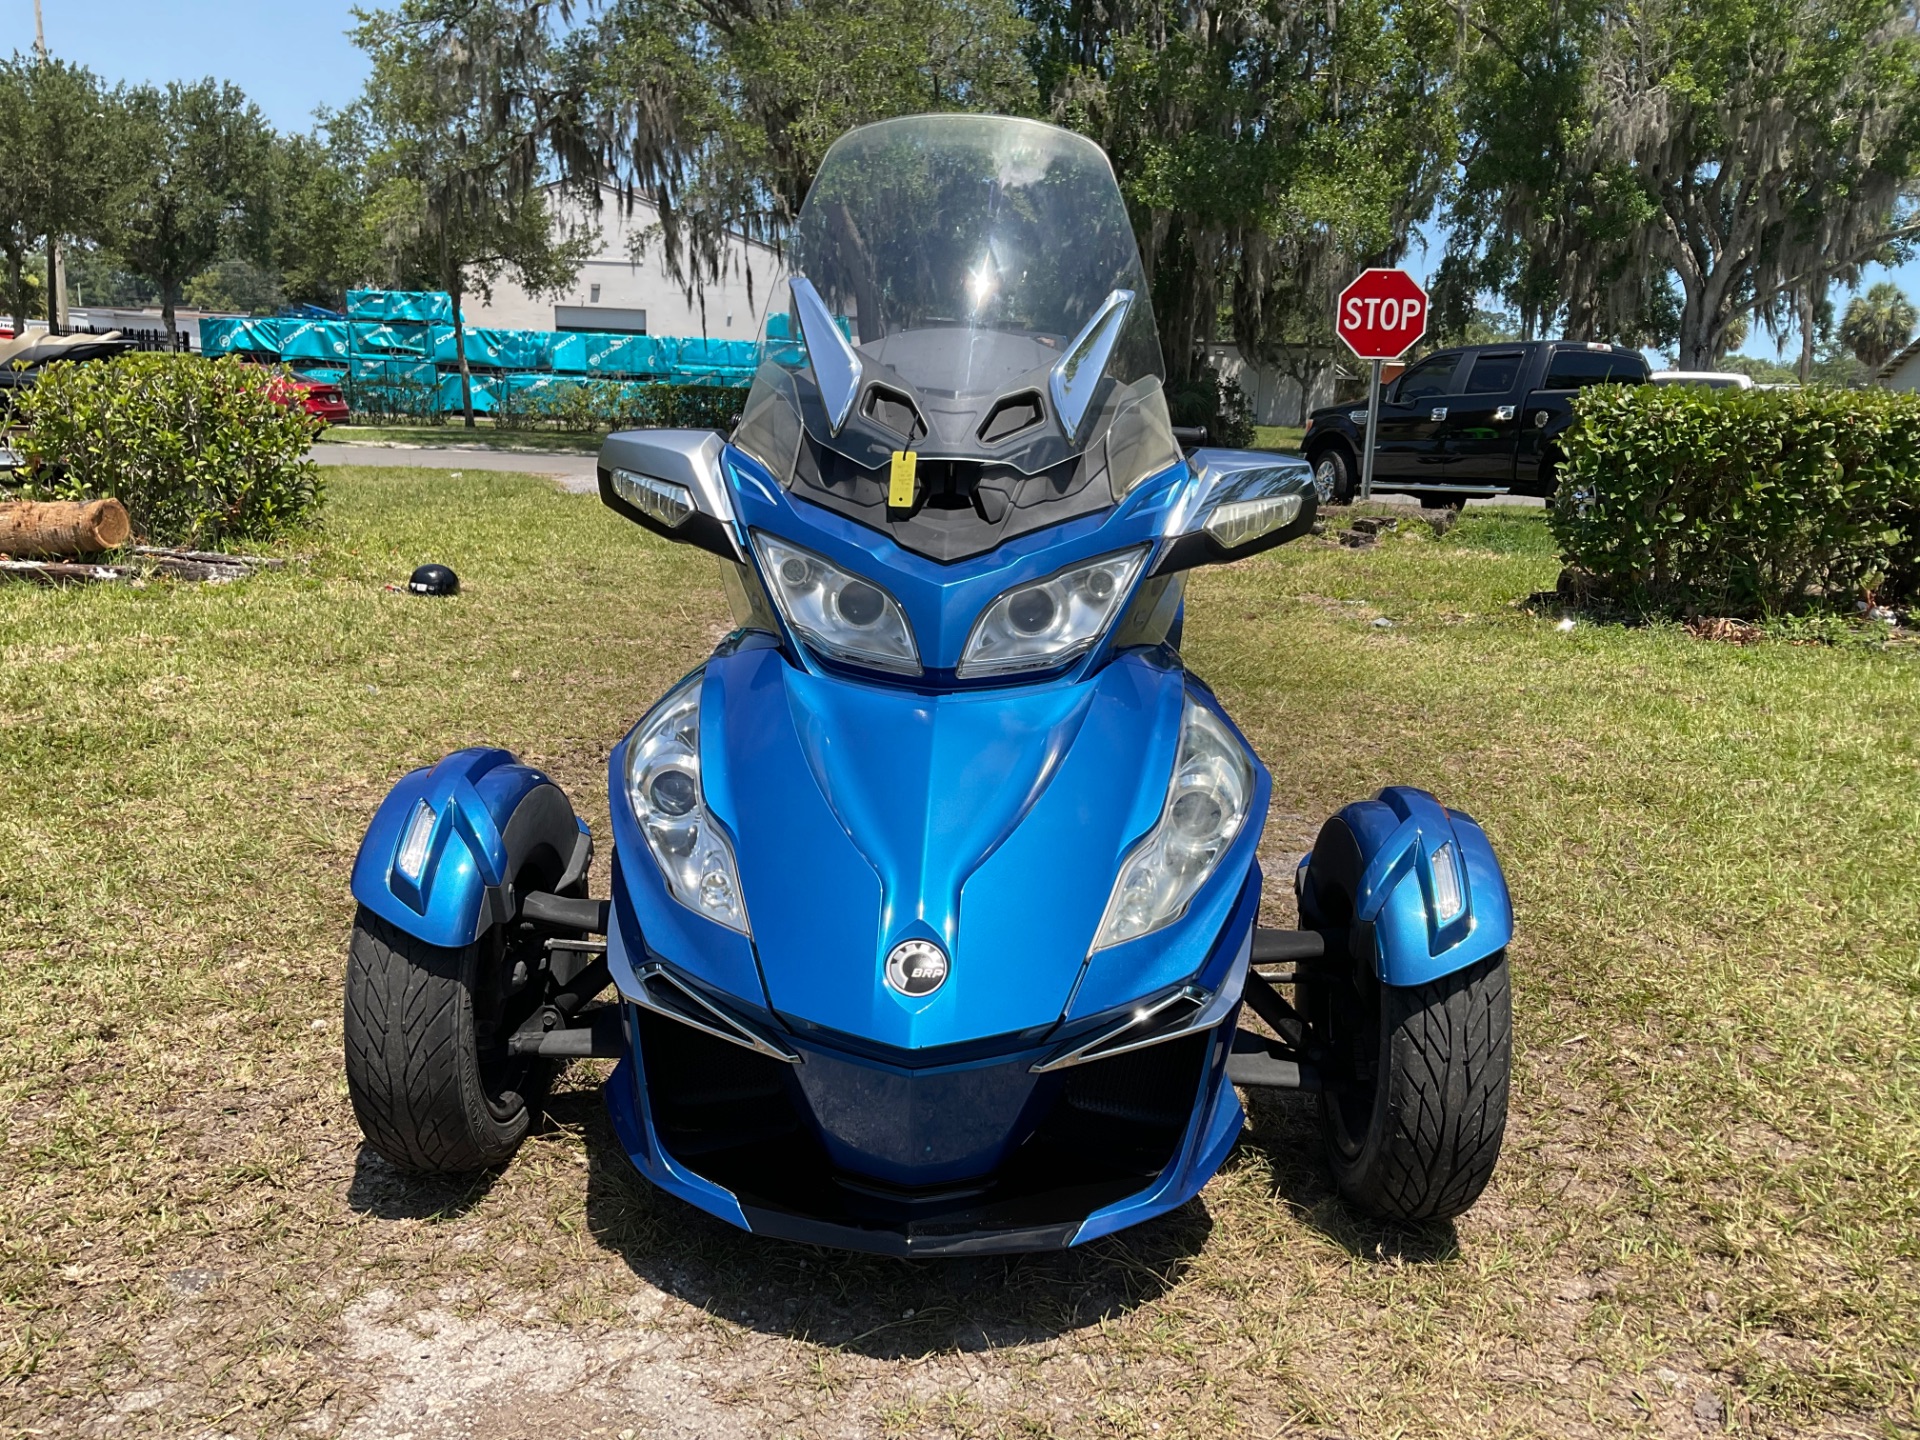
[312, 442, 599, 493]
[313, 441, 1544, 509]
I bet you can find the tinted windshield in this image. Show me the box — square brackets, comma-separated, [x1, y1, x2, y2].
[733, 115, 1177, 564]
[790, 114, 1162, 396]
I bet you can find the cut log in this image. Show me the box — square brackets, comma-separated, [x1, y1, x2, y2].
[0, 498, 131, 557]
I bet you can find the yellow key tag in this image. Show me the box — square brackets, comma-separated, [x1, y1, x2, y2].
[889, 450, 917, 508]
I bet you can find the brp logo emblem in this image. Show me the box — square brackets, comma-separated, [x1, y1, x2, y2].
[884, 939, 948, 998]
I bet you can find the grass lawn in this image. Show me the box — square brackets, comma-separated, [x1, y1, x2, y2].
[2, 467, 1915, 1438]
[330, 421, 606, 453]
[1253, 423, 1305, 453]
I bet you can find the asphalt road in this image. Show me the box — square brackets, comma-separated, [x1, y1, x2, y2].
[312, 441, 599, 493]
[311, 441, 1546, 508]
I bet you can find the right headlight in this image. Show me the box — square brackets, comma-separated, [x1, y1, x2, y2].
[957, 547, 1147, 678]
[623, 672, 749, 934]
[1093, 697, 1253, 950]
[752, 533, 920, 675]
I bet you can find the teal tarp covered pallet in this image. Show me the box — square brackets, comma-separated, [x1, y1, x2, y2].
[346, 290, 454, 324]
[202, 288, 760, 412]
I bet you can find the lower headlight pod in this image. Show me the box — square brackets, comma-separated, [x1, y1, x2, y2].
[1093, 697, 1253, 949]
[623, 672, 750, 933]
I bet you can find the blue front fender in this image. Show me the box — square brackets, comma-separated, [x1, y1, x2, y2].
[350, 746, 588, 950]
[1298, 785, 1512, 988]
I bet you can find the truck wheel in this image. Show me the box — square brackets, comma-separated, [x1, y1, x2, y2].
[343, 906, 549, 1174]
[1310, 447, 1355, 506]
[1309, 947, 1511, 1221]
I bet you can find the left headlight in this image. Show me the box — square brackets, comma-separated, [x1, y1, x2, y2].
[957, 547, 1147, 678]
[1093, 696, 1253, 949]
[623, 672, 749, 934]
[752, 533, 920, 675]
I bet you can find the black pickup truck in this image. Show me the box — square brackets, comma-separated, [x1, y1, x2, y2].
[1300, 340, 1649, 506]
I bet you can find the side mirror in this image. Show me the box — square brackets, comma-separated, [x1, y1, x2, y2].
[598, 429, 744, 560]
[1152, 448, 1318, 575]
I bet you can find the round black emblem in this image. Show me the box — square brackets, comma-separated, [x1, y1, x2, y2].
[885, 939, 948, 997]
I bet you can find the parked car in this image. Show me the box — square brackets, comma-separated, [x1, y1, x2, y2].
[1651, 370, 1753, 390]
[1302, 340, 1651, 506]
[254, 366, 349, 428]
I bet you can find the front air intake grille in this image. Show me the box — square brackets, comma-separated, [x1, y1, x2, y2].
[637, 1004, 1216, 1237]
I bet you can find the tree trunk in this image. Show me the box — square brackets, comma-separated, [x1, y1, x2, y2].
[0, 498, 132, 556]
[45, 235, 60, 335]
[7, 245, 21, 337]
[451, 277, 475, 428]
[1797, 287, 1815, 385]
[161, 279, 179, 354]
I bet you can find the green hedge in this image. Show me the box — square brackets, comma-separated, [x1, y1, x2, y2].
[11, 353, 323, 547]
[1553, 385, 1920, 615]
[509, 379, 748, 433]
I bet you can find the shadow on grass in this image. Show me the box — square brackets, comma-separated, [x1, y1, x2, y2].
[539, 1089, 1211, 1358]
[1236, 1088, 1461, 1265]
[345, 1143, 505, 1221]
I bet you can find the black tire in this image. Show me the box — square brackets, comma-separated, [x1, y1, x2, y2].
[1315, 952, 1511, 1221]
[1301, 819, 1511, 1220]
[343, 906, 548, 1174]
[1310, 445, 1356, 506]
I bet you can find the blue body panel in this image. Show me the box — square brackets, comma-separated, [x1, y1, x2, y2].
[349, 746, 576, 950]
[1298, 785, 1514, 987]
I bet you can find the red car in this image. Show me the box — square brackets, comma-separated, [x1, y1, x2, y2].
[258, 368, 350, 428]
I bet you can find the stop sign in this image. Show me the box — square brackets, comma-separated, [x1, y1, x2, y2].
[1337, 269, 1429, 361]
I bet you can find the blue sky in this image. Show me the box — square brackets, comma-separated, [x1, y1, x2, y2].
[10, 1, 1915, 361]
[4, 0, 369, 131]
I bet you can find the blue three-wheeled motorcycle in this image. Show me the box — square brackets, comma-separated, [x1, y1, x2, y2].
[345, 115, 1512, 1254]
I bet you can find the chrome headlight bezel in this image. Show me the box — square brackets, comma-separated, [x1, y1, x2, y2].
[751, 532, 921, 676]
[622, 671, 750, 934]
[1092, 695, 1254, 950]
[956, 546, 1148, 679]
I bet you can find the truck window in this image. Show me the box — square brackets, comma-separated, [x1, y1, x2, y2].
[1394, 353, 1460, 402]
[1544, 349, 1634, 389]
[1607, 353, 1651, 383]
[1465, 351, 1523, 393]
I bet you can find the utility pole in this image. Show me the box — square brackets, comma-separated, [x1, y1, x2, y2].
[33, 0, 68, 335]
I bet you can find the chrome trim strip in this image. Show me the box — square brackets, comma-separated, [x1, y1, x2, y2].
[1049, 288, 1134, 440]
[632, 962, 803, 1064]
[1030, 985, 1213, 1074]
[789, 276, 862, 435]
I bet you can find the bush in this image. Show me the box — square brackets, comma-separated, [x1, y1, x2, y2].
[1165, 357, 1257, 449]
[507, 379, 748, 433]
[1553, 384, 1920, 615]
[12, 353, 323, 547]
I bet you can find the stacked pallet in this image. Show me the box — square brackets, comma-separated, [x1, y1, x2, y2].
[198, 290, 764, 418]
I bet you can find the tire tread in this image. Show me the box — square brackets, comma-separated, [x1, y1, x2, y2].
[343, 907, 527, 1174]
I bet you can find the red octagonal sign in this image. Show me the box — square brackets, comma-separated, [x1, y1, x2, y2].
[1337, 268, 1429, 361]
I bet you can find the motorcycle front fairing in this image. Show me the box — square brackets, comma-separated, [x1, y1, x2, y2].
[601, 643, 1270, 1253]
[599, 439, 1278, 1252]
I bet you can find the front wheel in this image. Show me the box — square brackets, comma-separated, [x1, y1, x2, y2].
[1313, 950, 1511, 1221]
[343, 907, 549, 1173]
[1310, 446, 1355, 506]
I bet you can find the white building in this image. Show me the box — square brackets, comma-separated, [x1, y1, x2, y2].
[1874, 336, 1920, 392]
[466, 183, 786, 341]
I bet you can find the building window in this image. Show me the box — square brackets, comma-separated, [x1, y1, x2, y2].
[589, 283, 601, 303]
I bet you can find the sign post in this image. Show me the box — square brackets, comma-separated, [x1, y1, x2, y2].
[1335, 269, 1430, 502]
